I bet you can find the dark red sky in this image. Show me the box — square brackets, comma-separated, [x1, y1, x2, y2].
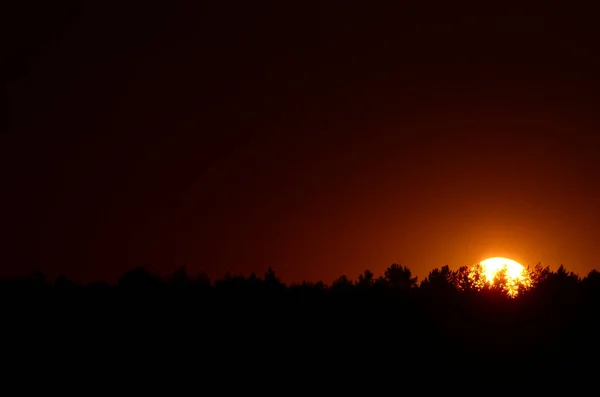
[2, 2, 600, 283]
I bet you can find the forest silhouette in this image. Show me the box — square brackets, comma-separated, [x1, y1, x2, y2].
[2, 263, 599, 381]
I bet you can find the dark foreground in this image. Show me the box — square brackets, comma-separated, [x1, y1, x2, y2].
[2, 266, 599, 388]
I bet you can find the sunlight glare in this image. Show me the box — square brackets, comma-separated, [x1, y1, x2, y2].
[472, 257, 531, 296]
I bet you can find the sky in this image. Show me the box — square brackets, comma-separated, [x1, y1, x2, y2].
[2, 2, 600, 284]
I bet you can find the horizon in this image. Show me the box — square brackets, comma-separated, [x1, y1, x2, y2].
[6, 260, 593, 288]
[3, 3, 600, 289]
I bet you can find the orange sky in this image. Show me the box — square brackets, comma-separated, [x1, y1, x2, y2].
[2, 3, 599, 284]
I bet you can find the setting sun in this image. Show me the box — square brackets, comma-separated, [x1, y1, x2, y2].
[480, 257, 525, 281]
[474, 257, 531, 296]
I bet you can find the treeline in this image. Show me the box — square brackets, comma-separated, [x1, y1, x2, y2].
[1, 262, 598, 299]
[1, 263, 599, 379]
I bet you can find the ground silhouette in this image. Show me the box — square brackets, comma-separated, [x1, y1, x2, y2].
[1, 263, 599, 385]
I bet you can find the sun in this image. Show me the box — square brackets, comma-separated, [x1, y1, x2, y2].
[480, 257, 525, 282]
[475, 257, 531, 296]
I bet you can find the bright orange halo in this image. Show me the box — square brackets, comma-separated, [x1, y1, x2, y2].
[476, 257, 531, 296]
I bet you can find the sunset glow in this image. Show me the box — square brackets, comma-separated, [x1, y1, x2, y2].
[474, 257, 531, 296]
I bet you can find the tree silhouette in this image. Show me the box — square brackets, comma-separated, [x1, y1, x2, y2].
[191, 271, 211, 289]
[421, 265, 455, 292]
[264, 267, 280, 284]
[118, 267, 163, 290]
[529, 262, 550, 285]
[166, 266, 191, 288]
[455, 264, 486, 292]
[1, 260, 598, 374]
[54, 274, 77, 290]
[383, 264, 418, 290]
[491, 266, 509, 296]
[356, 269, 375, 288]
[332, 275, 353, 291]
[582, 269, 600, 294]
[263, 266, 286, 294]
